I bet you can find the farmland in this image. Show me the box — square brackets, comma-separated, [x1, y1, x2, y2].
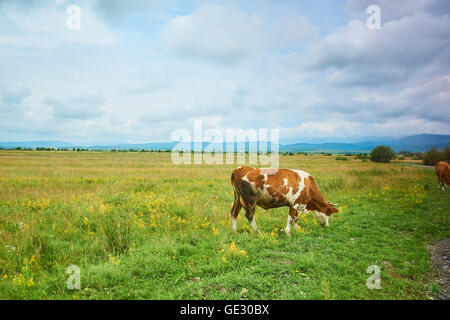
[0, 151, 448, 299]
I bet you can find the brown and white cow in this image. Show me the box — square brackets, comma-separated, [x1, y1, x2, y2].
[230, 166, 338, 235]
[436, 161, 450, 191]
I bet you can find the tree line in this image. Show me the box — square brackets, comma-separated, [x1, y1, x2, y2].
[362, 144, 450, 165]
[3, 144, 449, 166]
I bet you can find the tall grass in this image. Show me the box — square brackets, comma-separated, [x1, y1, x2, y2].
[102, 211, 133, 256]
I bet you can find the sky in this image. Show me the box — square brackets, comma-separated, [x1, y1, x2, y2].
[0, 0, 449, 145]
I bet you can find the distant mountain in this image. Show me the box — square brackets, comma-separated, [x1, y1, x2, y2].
[1, 134, 448, 153]
[279, 142, 379, 153]
[387, 134, 450, 152]
[0, 141, 74, 148]
[88, 142, 177, 151]
[280, 134, 450, 153]
[280, 136, 396, 145]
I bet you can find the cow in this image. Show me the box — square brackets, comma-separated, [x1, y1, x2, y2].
[436, 161, 450, 191]
[230, 166, 338, 235]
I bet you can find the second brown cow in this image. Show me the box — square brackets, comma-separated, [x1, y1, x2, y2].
[436, 161, 450, 191]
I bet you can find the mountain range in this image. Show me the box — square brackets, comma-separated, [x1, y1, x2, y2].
[0, 134, 449, 153]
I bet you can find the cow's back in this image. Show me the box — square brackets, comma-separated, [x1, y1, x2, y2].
[231, 167, 311, 209]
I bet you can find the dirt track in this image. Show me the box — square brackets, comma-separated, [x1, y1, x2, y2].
[394, 162, 435, 170]
[429, 238, 450, 300]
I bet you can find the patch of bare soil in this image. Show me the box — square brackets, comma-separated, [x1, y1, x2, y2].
[429, 238, 450, 300]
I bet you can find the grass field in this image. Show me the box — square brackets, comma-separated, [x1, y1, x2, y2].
[0, 151, 448, 300]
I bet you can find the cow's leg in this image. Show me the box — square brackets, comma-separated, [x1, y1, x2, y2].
[292, 208, 299, 231]
[439, 177, 445, 191]
[244, 201, 261, 234]
[437, 175, 447, 191]
[285, 207, 298, 235]
[230, 190, 242, 233]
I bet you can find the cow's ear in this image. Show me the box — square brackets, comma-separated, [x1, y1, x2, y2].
[328, 202, 338, 207]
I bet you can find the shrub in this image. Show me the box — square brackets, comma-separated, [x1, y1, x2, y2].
[412, 152, 423, 160]
[335, 156, 348, 161]
[356, 153, 369, 161]
[31, 234, 49, 257]
[423, 147, 444, 166]
[370, 146, 395, 163]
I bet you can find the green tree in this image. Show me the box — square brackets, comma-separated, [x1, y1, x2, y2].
[370, 146, 395, 163]
[443, 143, 450, 161]
[423, 147, 444, 165]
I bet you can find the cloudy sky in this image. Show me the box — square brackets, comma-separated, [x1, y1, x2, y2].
[0, 0, 449, 145]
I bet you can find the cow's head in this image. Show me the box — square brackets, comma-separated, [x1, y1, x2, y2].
[325, 202, 339, 215]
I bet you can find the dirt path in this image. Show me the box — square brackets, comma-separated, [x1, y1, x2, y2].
[429, 238, 450, 300]
[394, 162, 435, 170]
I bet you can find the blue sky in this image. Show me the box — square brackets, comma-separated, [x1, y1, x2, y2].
[0, 0, 449, 144]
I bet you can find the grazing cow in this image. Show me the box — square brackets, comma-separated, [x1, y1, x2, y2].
[230, 166, 338, 235]
[436, 161, 450, 191]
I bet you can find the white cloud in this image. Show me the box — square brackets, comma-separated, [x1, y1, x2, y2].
[0, 1, 118, 48]
[162, 4, 266, 61]
[282, 120, 362, 138]
[303, 13, 450, 73]
[279, 15, 318, 46]
[386, 75, 450, 122]
[0, 85, 30, 115]
[161, 4, 317, 62]
[43, 93, 105, 119]
[347, 0, 438, 21]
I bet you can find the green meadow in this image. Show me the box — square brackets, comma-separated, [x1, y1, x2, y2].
[0, 151, 448, 299]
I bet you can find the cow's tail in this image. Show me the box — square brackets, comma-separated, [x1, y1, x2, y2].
[230, 166, 243, 188]
[230, 168, 244, 217]
[231, 167, 243, 203]
[231, 171, 235, 187]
